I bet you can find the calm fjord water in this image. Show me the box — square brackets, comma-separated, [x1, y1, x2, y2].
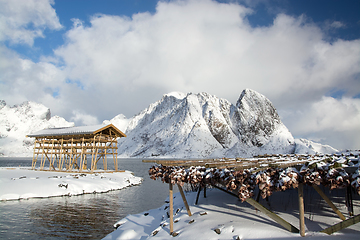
[0, 158, 171, 239]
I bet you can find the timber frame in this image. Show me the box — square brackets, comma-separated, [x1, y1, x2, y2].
[146, 153, 360, 237]
[27, 124, 126, 172]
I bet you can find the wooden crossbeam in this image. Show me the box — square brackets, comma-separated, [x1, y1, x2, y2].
[312, 185, 346, 221]
[245, 198, 300, 234]
[177, 184, 192, 216]
[211, 184, 300, 234]
[142, 158, 306, 171]
[321, 214, 360, 235]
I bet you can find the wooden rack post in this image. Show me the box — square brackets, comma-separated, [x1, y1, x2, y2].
[298, 183, 305, 237]
[49, 138, 55, 170]
[31, 140, 37, 169]
[177, 184, 192, 216]
[169, 183, 174, 235]
[40, 139, 45, 170]
[79, 137, 85, 172]
[59, 138, 64, 170]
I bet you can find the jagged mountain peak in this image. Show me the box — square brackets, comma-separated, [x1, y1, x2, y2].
[0, 101, 73, 156]
[236, 89, 279, 120]
[164, 91, 187, 100]
[118, 89, 296, 158]
[227, 89, 284, 151]
[11, 100, 52, 121]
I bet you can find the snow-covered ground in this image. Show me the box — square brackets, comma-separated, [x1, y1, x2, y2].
[1, 166, 359, 239]
[104, 186, 360, 239]
[0, 167, 142, 201]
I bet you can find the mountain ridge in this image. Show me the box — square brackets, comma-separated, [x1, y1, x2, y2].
[114, 89, 336, 158]
[0, 89, 338, 157]
[0, 100, 74, 156]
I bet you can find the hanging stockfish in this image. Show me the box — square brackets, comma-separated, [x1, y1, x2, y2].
[275, 167, 300, 191]
[351, 168, 360, 195]
[235, 170, 255, 202]
[326, 168, 350, 190]
[148, 160, 360, 202]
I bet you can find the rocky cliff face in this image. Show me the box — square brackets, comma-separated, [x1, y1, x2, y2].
[0, 101, 74, 156]
[117, 89, 296, 158]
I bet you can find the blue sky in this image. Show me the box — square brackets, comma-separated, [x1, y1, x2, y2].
[8, 0, 360, 61]
[0, 0, 359, 150]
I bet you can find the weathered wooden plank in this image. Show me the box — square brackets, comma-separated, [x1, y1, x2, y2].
[34, 146, 117, 150]
[211, 184, 300, 234]
[142, 158, 307, 171]
[31, 140, 37, 169]
[312, 185, 346, 220]
[79, 137, 85, 172]
[321, 214, 360, 235]
[298, 183, 305, 237]
[346, 186, 354, 216]
[245, 198, 300, 234]
[177, 184, 192, 216]
[169, 183, 174, 235]
[195, 186, 202, 205]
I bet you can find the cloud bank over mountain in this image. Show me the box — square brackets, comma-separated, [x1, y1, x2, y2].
[0, 0, 359, 150]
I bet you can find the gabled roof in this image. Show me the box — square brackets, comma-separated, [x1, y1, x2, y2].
[27, 124, 126, 138]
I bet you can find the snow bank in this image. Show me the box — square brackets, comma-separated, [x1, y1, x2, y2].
[104, 187, 360, 239]
[0, 167, 142, 201]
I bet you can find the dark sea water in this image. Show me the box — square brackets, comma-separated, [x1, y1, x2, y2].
[0, 158, 172, 240]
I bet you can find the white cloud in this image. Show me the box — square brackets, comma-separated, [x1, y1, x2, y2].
[0, 0, 62, 45]
[281, 96, 360, 150]
[70, 110, 99, 126]
[1, 0, 360, 149]
[0, 45, 65, 104]
[329, 21, 345, 29]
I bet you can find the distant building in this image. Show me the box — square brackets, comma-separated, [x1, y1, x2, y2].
[27, 124, 126, 172]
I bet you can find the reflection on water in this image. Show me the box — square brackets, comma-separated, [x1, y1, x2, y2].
[2, 193, 122, 239]
[0, 158, 172, 239]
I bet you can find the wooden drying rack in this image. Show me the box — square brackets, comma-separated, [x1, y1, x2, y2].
[144, 156, 360, 237]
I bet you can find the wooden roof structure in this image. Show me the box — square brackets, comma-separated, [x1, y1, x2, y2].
[27, 124, 126, 172]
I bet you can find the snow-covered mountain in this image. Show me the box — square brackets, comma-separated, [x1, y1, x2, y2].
[0, 89, 339, 158]
[102, 114, 130, 133]
[116, 89, 312, 158]
[294, 138, 338, 155]
[0, 100, 74, 156]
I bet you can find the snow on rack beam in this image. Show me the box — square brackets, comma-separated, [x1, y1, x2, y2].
[144, 152, 360, 171]
[142, 157, 307, 170]
[27, 123, 126, 138]
[147, 153, 360, 202]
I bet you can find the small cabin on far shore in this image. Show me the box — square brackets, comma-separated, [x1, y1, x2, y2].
[27, 124, 126, 172]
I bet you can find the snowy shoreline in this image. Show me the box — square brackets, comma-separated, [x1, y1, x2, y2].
[1, 160, 359, 239]
[0, 167, 142, 201]
[104, 186, 360, 239]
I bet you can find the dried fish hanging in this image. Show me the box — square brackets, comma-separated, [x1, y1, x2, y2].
[149, 163, 360, 202]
